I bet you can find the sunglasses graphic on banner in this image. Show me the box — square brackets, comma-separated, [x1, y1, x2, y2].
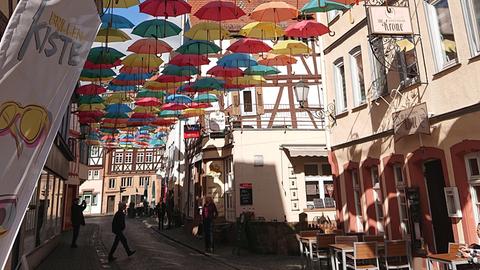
[0, 102, 50, 156]
[0, 195, 17, 236]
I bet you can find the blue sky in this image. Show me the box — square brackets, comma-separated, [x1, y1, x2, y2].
[111, 5, 150, 25]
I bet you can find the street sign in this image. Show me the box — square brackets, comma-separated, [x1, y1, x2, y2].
[239, 183, 253, 205]
[184, 124, 201, 139]
[367, 6, 414, 35]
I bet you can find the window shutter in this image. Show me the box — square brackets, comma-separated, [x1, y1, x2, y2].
[231, 91, 240, 116]
[256, 87, 264, 115]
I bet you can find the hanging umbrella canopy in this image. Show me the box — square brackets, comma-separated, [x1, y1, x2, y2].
[207, 66, 244, 77]
[193, 94, 218, 103]
[95, 28, 131, 43]
[108, 84, 136, 92]
[169, 54, 210, 66]
[116, 73, 153, 81]
[78, 103, 106, 111]
[250, 2, 299, 22]
[271, 40, 311, 55]
[102, 0, 139, 8]
[192, 77, 225, 90]
[227, 38, 272, 54]
[217, 53, 258, 67]
[285, 20, 330, 38]
[84, 59, 122, 69]
[184, 22, 230, 41]
[149, 138, 166, 147]
[122, 54, 164, 67]
[258, 53, 297, 66]
[105, 112, 130, 119]
[165, 94, 192, 104]
[87, 47, 125, 64]
[106, 104, 133, 114]
[105, 93, 133, 104]
[143, 80, 183, 91]
[132, 19, 182, 38]
[152, 118, 177, 125]
[120, 66, 158, 74]
[78, 111, 105, 119]
[100, 14, 134, 29]
[194, 1, 245, 21]
[155, 75, 191, 83]
[135, 97, 161, 106]
[110, 78, 145, 86]
[76, 84, 106, 95]
[162, 65, 199, 76]
[244, 65, 280, 76]
[136, 89, 166, 99]
[176, 40, 221, 55]
[140, 0, 191, 18]
[190, 102, 212, 109]
[239, 22, 285, 39]
[78, 95, 104, 104]
[158, 109, 183, 118]
[301, 0, 351, 13]
[228, 75, 266, 87]
[79, 76, 113, 83]
[182, 108, 205, 117]
[134, 106, 160, 113]
[128, 39, 172, 54]
[131, 112, 157, 119]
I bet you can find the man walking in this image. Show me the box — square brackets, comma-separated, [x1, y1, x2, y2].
[202, 196, 218, 253]
[108, 202, 136, 262]
[70, 198, 86, 248]
[156, 201, 166, 230]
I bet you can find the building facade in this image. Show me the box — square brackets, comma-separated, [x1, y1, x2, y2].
[79, 146, 105, 215]
[320, 0, 480, 263]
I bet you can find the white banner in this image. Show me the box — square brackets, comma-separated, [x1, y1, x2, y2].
[0, 0, 100, 268]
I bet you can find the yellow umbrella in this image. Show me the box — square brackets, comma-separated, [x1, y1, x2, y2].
[271, 40, 310, 55]
[103, 122, 128, 128]
[143, 80, 182, 90]
[230, 75, 266, 86]
[102, 0, 139, 8]
[184, 22, 230, 41]
[122, 54, 164, 68]
[95, 28, 131, 43]
[239, 22, 284, 39]
[105, 93, 134, 104]
[258, 53, 297, 66]
[396, 39, 415, 52]
[134, 106, 160, 113]
[78, 103, 106, 111]
[182, 108, 205, 117]
[79, 76, 114, 83]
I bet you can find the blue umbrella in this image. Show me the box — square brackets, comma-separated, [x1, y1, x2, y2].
[149, 138, 166, 147]
[106, 104, 133, 114]
[101, 14, 134, 29]
[192, 77, 225, 90]
[217, 53, 258, 67]
[116, 73, 153, 81]
[119, 134, 135, 140]
[165, 94, 192, 104]
[108, 84, 136, 91]
[155, 132, 167, 138]
[245, 65, 280, 76]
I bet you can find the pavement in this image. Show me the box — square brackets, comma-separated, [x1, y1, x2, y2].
[35, 216, 303, 270]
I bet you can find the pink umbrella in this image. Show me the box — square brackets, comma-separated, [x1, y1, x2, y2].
[140, 0, 191, 18]
[190, 102, 212, 109]
[84, 60, 122, 69]
[207, 66, 244, 77]
[152, 118, 177, 126]
[227, 38, 272, 54]
[161, 103, 188, 110]
[131, 112, 157, 119]
[155, 75, 191, 83]
[194, 1, 245, 21]
[135, 98, 161, 107]
[76, 84, 107, 95]
[169, 54, 210, 66]
[285, 20, 330, 38]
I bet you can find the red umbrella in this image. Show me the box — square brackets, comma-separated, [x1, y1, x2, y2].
[227, 38, 272, 54]
[101, 135, 116, 141]
[140, 0, 191, 18]
[76, 84, 107, 95]
[110, 78, 145, 86]
[128, 39, 173, 54]
[285, 20, 330, 38]
[194, 1, 245, 21]
[120, 66, 158, 74]
[152, 118, 177, 126]
[78, 111, 105, 118]
[135, 98, 161, 107]
[207, 66, 244, 77]
[161, 103, 188, 110]
[169, 54, 210, 66]
[131, 112, 157, 118]
[79, 117, 96, 125]
[84, 60, 121, 69]
[103, 118, 129, 124]
[190, 102, 212, 109]
[155, 74, 191, 83]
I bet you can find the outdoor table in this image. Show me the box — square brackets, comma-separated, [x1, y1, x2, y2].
[427, 253, 470, 270]
[329, 243, 353, 270]
[300, 236, 317, 260]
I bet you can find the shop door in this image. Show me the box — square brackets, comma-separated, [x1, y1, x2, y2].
[424, 159, 453, 253]
[107, 196, 115, 214]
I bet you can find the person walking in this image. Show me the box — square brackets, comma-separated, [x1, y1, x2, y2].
[202, 196, 218, 253]
[156, 201, 166, 230]
[70, 198, 86, 248]
[108, 202, 136, 262]
[166, 192, 174, 229]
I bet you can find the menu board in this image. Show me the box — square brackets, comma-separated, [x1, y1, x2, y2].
[240, 183, 253, 205]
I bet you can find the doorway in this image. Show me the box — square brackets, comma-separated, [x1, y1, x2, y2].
[424, 159, 453, 253]
[107, 196, 115, 214]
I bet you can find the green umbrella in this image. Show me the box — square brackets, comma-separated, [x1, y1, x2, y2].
[136, 89, 166, 99]
[87, 47, 125, 64]
[192, 77, 224, 90]
[162, 65, 199, 76]
[132, 19, 182, 38]
[158, 110, 182, 118]
[80, 68, 116, 78]
[176, 40, 221, 55]
[193, 94, 218, 103]
[244, 65, 280, 76]
[105, 112, 130, 119]
[78, 95, 104, 104]
[301, 0, 351, 13]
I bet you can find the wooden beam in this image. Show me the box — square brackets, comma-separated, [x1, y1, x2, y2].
[286, 65, 297, 128]
[267, 86, 284, 128]
[256, 115, 262, 128]
[300, 56, 313, 75]
[311, 40, 320, 83]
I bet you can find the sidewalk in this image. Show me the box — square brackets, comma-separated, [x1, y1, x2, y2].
[143, 217, 303, 270]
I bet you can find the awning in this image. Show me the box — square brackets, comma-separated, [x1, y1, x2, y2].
[280, 144, 328, 157]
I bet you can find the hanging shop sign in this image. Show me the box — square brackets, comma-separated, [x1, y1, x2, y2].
[239, 183, 253, 205]
[0, 0, 100, 268]
[184, 124, 201, 139]
[392, 103, 430, 141]
[367, 6, 414, 35]
[208, 111, 226, 138]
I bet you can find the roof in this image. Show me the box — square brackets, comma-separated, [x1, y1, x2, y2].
[188, 0, 312, 32]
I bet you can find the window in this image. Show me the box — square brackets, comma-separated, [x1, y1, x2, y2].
[304, 164, 319, 176]
[333, 59, 347, 113]
[371, 166, 384, 232]
[91, 194, 98, 206]
[121, 177, 132, 187]
[321, 163, 332, 176]
[88, 170, 100, 180]
[305, 181, 320, 202]
[136, 152, 144, 163]
[125, 152, 133, 164]
[425, 0, 458, 70]
[243, 90, 253, 113]
[352, 170, 363, 232]
[466, 153, 480, 223]
[114, 152, 123, 164]
[350, 47, 366, 106]
[145, 152, 153, 163]
[109, 178, 115, 189]
[139, 176, 150, 187]
[90, 146, 99, 157]
[393, 164, 409, 235]
[463, 0, 480, 56]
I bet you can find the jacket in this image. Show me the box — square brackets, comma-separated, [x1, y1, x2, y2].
[112, 210, 126, 234]
[202, 202, 218, 220]
[71, 201, 86, 226]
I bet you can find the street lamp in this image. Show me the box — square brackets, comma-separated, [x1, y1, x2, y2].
[294, 81, 337, 127]
[294, 81, 310, 108]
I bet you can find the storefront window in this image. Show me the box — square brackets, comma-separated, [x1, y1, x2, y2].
[371, 166, 384, 233]
[352, 169, 363, 231]
[466, 153, 480, 223]
[462, 0, 480, 56]
[394, 164, 409, 235]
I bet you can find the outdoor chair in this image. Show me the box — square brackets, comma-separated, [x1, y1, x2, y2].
[335, 235, 358, 245]
[448, 242, 467, 255]
[363, 235, 384, 244]
[382, 240, 411, 270]
[346, 242, 380, 270]
[346, 232, 365, 241]
[316, 233, 336, 270]
[297, 232, 321, 270]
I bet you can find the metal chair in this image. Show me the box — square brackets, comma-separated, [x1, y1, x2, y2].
[346, 242, 380, 270]
[383, 240, 412, 270]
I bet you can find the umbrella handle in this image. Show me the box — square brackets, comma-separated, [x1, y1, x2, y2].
[328, 31, 335, 37]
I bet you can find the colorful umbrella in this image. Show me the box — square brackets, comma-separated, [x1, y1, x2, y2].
[95, 28, 131, 43]
[136, 89, 166, 99]
[122, 54, 164, 67]
[80, 68, 116, 78]
[239, 22, 285, 39]
[271, 40, 311, 55]
[152, 118, 177, 125]
[301, 0, 351, 13]
[190, 102, 212, 109]
[155, 75, 191, 83]
[165, 94, 192, 104]
[106, 104, 133, 114]
[128, 39, 172, 54]
[139, 0, 191, 18]
[162, 65, 199, 76]
[227, 38, 272, 54]
[182, 108, 205, 117]
[105, 93, 133, 104]
[207, 66, 244, 77]
[169, 54, 210, 66]
[78, 111, 105, 119]
[328, 0, 360, 6]
[108, 84, 136, 92]
[120, 66, 158, 74]
[78, 103, 106, 111]
[175, 40, 221, 55]
[217, 53, 258, 67]
[192, 77, 225, 90]
[250, 2, 299, 22]
[87, 47, 125, 64]
[258, 54, 297, 66]
[132, 19, 182, 38]
[184, 22, 230, 41]
[76, 84, 107, 95]
[102, 0, 139, 8]
[78, 95, 104, 104]
[158, 110, 183, 118]
[285, 20, 330, 38]
[228, 75, 266, 87]
[135, 97, 161, 107]
[194, 1, 245, 21]
[193, 94, 218, 103]
[143, 81, 183, 91]
[84, 60, 122, 69]
[79, 76, 114, 83]
[131, 112, 157, 119]
[134, 106, 160, 113]
[100, 14, 134, 29]
[105, 112, 130, 119]
[244, 65, 280, 76]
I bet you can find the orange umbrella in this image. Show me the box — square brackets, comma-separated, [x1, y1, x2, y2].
[128, 38, 172, 54]
[258, 54, 297, 66]
[250, 2, 299, 23]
